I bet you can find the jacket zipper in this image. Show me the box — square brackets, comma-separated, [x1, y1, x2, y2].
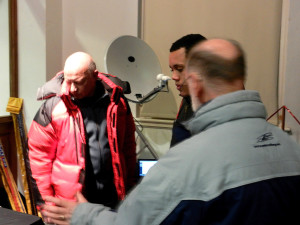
[73, 115, 79, 164]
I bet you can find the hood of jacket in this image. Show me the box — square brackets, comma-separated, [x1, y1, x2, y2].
[36, 71, 131, 101]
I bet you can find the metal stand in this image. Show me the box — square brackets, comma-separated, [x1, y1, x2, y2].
[128, 76, 171, 160]
[135, 122, 159, 159]
[267, 105, 300, 133]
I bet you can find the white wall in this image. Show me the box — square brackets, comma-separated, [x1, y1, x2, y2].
[62, 0, 138, 72]
[18, 0, 47, 129]
[140, 0, 282, 122]
[0, 0, 10, 116]
[279, 0, 300, 142]
[18, 0, 139, 128]
[46, 0, 62, 81]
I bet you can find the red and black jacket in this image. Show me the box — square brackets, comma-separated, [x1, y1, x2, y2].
[27, 72, 136, 204]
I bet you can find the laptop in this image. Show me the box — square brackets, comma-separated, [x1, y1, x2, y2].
[138, 159, 158, 177]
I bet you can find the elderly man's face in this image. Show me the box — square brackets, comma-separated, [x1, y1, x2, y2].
[64, 70, 97, 99]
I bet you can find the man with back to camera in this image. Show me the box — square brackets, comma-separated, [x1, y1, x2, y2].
[40, 39, 300, 225]
[27, 52, 137, 219]
[169, 34, 206, 147]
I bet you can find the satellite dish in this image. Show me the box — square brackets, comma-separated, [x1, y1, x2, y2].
[104, 35, 162, 101]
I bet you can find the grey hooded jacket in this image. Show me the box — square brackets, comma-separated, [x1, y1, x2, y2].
[72, 90, 300, 225]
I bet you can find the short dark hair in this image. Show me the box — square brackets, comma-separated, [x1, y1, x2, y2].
[170, 34, 207, 54]
[187, 40, 246, 82]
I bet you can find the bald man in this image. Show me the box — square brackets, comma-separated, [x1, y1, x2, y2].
[42, 41, 300, 225]
[27, 52, 137, 214]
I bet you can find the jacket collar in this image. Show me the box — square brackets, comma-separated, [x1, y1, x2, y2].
[186, 90, 267, 135]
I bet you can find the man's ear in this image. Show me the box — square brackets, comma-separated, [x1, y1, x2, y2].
[189, 72, 203, 97]
[61, 79, 70, 95]
[93, 70, 99, 79]
[189, 71, 202, 85]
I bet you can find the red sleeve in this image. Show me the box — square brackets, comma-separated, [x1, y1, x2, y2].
[123, 109, 137, 190]
[28, 109, 58, 200]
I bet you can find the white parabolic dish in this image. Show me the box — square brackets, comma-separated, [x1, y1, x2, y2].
[104, 35, 162, 101]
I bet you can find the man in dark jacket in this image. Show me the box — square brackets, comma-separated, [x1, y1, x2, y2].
[169, 34, 206, 146]
[27, 52, 136, 214]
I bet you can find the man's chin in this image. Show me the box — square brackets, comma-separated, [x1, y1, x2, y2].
[71, 95, 82, 100]
[179, 93, 189, 98]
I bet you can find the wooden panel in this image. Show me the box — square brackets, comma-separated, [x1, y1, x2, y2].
[0, 116, 17, 182]
[9, 0, 18, 98]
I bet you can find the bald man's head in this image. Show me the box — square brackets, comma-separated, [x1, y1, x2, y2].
[192, 39, 242, 61]
[187, 39, 246, 83]
[64, 52, 96, 76]
[184, 39, 246, 110]
[63, 52, 98, 99]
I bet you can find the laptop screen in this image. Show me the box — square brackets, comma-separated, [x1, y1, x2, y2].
[138, 159, 158, 177]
